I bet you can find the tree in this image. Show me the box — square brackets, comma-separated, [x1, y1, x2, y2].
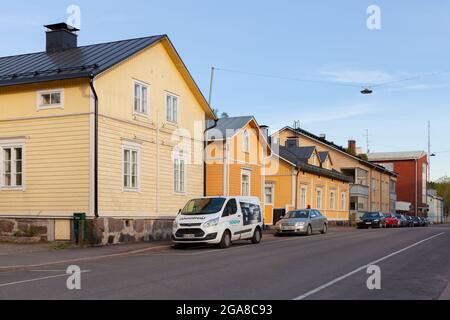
[430, 176, 450, 216]
[212, 108, 229, 119]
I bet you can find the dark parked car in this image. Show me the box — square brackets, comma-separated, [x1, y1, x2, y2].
[405, 215, 415, 227]
[357, 212, 386, 229]
[413, 216, 424, 227]
[395, 214, 408, 227]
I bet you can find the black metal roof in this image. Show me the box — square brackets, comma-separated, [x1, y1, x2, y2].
[318, 151, 329, 163]
[206, 116, 254, 140]
[0, 35, 165, 87]
[274, 144, 353, 183]
[285, 146, 316, 163]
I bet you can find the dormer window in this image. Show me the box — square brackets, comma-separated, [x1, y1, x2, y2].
[37, 89, 63, 110]
[243, 130, 250, 153]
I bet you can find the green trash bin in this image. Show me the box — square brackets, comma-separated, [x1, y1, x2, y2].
[73, 213, 86, 244]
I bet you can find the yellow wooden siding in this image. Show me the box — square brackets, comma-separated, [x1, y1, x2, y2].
[0, 115, 90, 215]
[95, 41, 210, 217]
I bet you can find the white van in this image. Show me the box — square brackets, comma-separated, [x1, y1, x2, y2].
[172, 196, 263, 249]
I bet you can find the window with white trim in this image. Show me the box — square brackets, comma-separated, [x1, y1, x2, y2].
[243, 130, 250, 153]
[300, 185, 307, 209]
[316, 188, 322, 209]
[264, 183, 274, 204]
[123, 144, 140, 190]
[241, 171, 250, 196]
[166, 93, 179, 123]
[2, 146, 23, 188]
[37, 90, 63, 110]
[173, 152, 186, 193]
[342, 192, 347, 210]
[330, 191, 335, 210]
[133, 81, 148, 115]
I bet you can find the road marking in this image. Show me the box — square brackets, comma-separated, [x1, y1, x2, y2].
[0, 270, 91, 288]
[293, 232, 445, 300]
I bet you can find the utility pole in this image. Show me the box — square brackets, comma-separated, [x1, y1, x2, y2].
[428, 120, 431, 183]
[365, 129, 370, 154]
[208, 67, 215, 108]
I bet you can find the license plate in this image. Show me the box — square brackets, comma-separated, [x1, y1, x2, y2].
[183, 234, 195, 239]
[283, 226, 296, 230]
[366, 222, 371, 224]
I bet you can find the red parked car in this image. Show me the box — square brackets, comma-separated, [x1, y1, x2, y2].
[384, 214, 399, 228]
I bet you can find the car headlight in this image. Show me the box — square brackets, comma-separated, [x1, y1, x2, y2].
[172, 220, 179, 229]
[204, 217, 219, 228]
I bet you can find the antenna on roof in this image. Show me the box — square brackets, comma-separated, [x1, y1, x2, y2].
[293, 120, 301, 130]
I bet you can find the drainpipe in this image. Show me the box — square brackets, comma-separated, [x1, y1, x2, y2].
[89, 75, 99, 218]
[203, 119, 218, 196]
[415, 159, 418, 217]
[294, 169, 300, 209]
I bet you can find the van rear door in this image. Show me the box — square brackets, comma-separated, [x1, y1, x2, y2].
[239, 201, 262, 239]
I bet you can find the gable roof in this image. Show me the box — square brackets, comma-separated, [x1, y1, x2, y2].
[206, 116, 254, 140]
[0, 35, 164, 87]
[318, 151, 330, 163]
[0, 34, 215, 118]
[274, 144, 353, 183]
[285, 146, 316, 163]
[367, 151, 427, 161]
[274, 126, 397, 177]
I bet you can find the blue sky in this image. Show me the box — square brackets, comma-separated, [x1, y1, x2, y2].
[1, 0, 449, 179]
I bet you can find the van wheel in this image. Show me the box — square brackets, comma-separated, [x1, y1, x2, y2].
[251, 228, 262, 244]
[320, 224, 327, 234]
[306, 225, 312, 236]
[218, 230, 231, 249]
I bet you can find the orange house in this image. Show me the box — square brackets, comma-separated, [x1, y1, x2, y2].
[205, 116, 272, 222]
[265, 138, 352, 224]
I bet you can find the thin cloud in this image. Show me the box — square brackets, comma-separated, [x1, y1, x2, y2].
[319, 66, 410, 86]
[300, 105, 377, 124]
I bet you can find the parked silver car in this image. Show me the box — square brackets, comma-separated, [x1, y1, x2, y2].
[275, 209, 328, 236]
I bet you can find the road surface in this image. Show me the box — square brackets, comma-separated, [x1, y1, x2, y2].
[0, 225, 449, 300]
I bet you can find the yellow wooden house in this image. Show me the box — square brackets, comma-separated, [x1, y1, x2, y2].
[0, 23, 215, 244]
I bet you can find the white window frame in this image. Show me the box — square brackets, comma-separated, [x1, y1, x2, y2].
[133, 80, 149, 116]
[0, 141, 25, 190]
[166, 92, 179, 124]
[316, 188, 322, 209]
[243, 129, 250, 153]
[173, 151, 186, 194]
[300, 185, 307, 209]
[342, 192, 347, 210]
[36, 89, 64, 110]
[241, 170, 251, 196]
[264, 182, 274, 205]
[122, 141, 141, 192]
[330, 190, 335, 210]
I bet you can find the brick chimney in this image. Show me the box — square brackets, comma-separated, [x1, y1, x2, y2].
[348, 140, 357, 155]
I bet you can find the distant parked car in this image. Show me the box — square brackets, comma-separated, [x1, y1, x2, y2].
[412, 216, 424, 227]
[385, 214, 399, 228]
[396, 214, 408, 227]
[357, 212, 386, 229]
[276, 209, 328, 236]
[405, 215, 415, 227]
[422, 217, 430, 227]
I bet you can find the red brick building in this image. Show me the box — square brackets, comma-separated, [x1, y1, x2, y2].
[368, 151, 428, 216]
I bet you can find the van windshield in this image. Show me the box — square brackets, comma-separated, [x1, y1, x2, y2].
[181, 198, 226, 215]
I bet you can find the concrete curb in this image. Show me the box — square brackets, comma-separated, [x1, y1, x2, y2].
[439, 280, 450, 300]
[0, 243, 173, 273]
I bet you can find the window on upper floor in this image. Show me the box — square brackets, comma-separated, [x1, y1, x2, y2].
[1, 144, 24, 189]
[241, 170, 251, 196]
[37, 89, 63, 110]
[264, 183, 274, 204]
[316, 188, 322, 209]
[166, 93, 179, 123]
[330, 191, 335, 210]
[133, 81, 149, 115]
[243, 130, 250, 153]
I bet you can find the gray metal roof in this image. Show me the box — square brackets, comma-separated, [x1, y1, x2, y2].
[206, 116, 254, 140]
[0, 35, 165, 87]
[368, 151, 427, 161]
[318, 151, 329, 163]
[285, 146, 315, 163]
[274, 144, 353, 183]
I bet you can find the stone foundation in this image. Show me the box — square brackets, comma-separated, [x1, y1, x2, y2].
[86, 217, 174, 246]
[0, 218, 53, 242]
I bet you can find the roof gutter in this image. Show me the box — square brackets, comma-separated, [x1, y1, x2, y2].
[89, 74, 99, 218]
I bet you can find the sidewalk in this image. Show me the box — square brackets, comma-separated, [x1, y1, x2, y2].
[0, 240, 173, 271]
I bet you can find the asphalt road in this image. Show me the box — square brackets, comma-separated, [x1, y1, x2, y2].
[0, 225, 449, 300]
